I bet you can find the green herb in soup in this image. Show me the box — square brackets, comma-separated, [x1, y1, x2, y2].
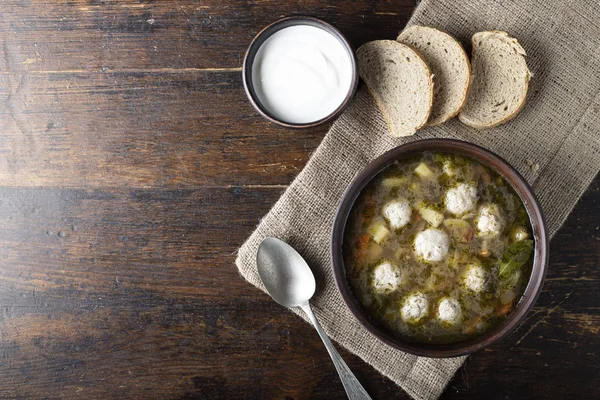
[343, 151, 534, 344]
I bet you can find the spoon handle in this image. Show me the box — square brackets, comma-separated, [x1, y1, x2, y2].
[301, 304, 372, 400]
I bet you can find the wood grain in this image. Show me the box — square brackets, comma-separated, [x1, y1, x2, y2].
[0, 1, 597, 399]
[0, 181, 598, 399]
[0, 1, 413, 71]
[0, 70, 320, 187]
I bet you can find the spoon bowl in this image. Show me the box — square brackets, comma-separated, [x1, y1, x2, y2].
[257, 237, 315, 308]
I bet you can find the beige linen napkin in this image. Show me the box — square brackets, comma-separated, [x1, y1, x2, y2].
[236, 0, 600, 398]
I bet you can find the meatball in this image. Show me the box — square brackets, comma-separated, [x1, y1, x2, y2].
[401, 292, 430, 325]
[477, 204, 505, 237]
[462, 264, 490, 293]
[437, 297, 462, 325]
[382, 198, 412, 230]
[414, 228, 450, 262]
[371, 261, 402, 293]
[445, 183, 478, 215]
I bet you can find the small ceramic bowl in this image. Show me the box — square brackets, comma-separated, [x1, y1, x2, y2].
[331, 139, 549, 358]
[242, 16, 359, 129]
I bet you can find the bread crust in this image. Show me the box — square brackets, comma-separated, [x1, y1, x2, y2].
[458, 31, 531, 129]
[398, 25, 472, 126]
[357, 40, 434, 137]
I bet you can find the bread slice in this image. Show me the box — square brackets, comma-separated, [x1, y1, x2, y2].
[357, 40, 433, 137]
[397, 26, 471, 126]
[458, 31, 531, 128]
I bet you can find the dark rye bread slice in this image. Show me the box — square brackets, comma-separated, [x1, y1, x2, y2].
[357, 40, 433, 137]
[397, 26, 471, 126]
[459, 31, 532, 128]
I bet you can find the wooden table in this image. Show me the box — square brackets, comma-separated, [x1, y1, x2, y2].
[0, 1, 597, 399]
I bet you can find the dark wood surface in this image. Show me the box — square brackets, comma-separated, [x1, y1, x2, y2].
[0, 1, 597, 399]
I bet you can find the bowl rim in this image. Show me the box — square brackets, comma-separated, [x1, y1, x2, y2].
[242, 16, 359, 129]
[331, 139, 549, 358]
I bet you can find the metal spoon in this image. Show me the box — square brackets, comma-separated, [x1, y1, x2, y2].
[257, 237, 372, 400]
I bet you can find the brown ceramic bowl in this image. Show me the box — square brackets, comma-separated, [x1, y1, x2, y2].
[242, 16, 358, 129]
[331, 139, 549, 358]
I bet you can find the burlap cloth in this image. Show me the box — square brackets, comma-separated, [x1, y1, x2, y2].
[236, 0, 600, 398]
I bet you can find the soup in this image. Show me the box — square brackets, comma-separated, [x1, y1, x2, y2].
[343, 151, 534, 344]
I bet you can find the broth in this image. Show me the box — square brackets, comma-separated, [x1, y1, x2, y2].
[343, 151, 534, 344]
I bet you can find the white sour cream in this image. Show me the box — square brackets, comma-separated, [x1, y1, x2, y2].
[251, 25, 353, 124]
